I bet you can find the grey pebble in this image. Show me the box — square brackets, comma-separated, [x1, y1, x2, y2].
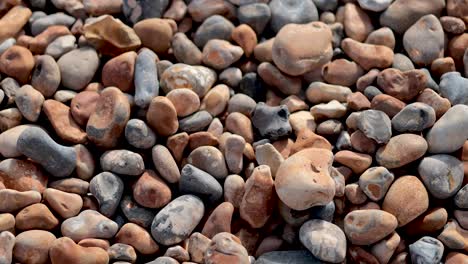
[151, 195, 205, 246]
[156, 60, 173, 78]
[123, 0, 170, 24]
[237, 3, 271, 34]
[269, 0, 318, 32]
[239, 72, 266, 102]
[31, 12, 76, 35]
[255, 250, 322, 264]
[61, 210, 119, 242]
[359, 166, 394, 201]
[179, 110, 213, 133]
[179, 164, 223, 203]
[125, 119, 156, 149]
[336, 131, 351, 151]
[29, 0, 46, 9]
[187, 146, 228, 180]
[409, 236, 444, 264]
[134, 48, 159, 108]
[0, 231, 14, 264]
[313, 0, 338, 11]
[0, 38, 15, 56]
[14, 85, 44, 122]
[172, 33, 202, 65]
[120, 196, 155, 228]
[31, 55, 61, 98]
[455, 185, 468, 209]
[58, 47, 100, 91]
[426, 105, 468, 153]
[357, 110, 392, 144]
[310, 201, 335, 222]
[252, 103, 292, 140]
[391, 102, 436, 132]
[194, 15, 235, 48]
[228, 93, 257, 116]
[421, 68, 439, 92]
[392, 53, 415, 72]
[0, 78, 19, 105]
[363, 86, 382, 100]
[45, 35, 76, 59]
[220, 67, 242, 88]
[464, 49, 468, 77]
[100, 150, 145, 176]
[108, 243, 137, 263]
[439, 71, 468, 105]
[17, 126, 76, 177]
[90, 172, 124, 217]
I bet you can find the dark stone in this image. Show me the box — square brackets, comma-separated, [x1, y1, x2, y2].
[179, 164, 223, 203]
[120, 196, 156, 228]
[90, 172, 124, 217]
[357, 110, 392, 144]
[255, 250, 323, 264]
[123, 0, 170, 24]
[193, 15, 235, 48]
[239, 73, 266, 102]
[310, 201, 335, 222]
[237, 3, 272, 34]
[178, 111, 213, 133]
[134, 48, 159, 108]
[252, 103, 292, 140]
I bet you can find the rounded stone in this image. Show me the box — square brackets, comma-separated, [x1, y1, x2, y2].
[418, 155, 464, 199]
[61, 210, 119, 242]
[134, 48, 159, 108]
[202, 39, 243, 70]
[133, 170, 171, 209]
[146, 96, 179, 137]
[70, 91, 99, 126]
[49, 237, 109, 264]
[166, 88, 200, 117]
[193, 15, 234, 48]
[344, 209, 398, 245]
[57, 47, 99, 91]
[31, 54, 60, 97]
[202, 202, 234, 239]
[357, 0, 393, 12]
[179, 164, 223, 203]
[269, 0, 318, 33]
[108, 243, 137, 263]
[357, 109, 392, 144]
[152, 145, 180, 184]
[0, 158, 48, 193]
[151, 195, 205, 246]
[376, 134, 428, 169]
[14, 84, 44, 122]
[439, 72, 468, 106]
[275, 148, 335, 210]
[455, 185, 468, 209]
[204, 232, 250, 264]
[125, 119, 156, 149]
[187, 146, 228, 180]
[252, 103, 292, 140]
[115, 223, 159, 255]
[382, 176, 429, 227]
[409, 237, 444, 264]
[160, 64, 216, 98]
[224, 174, 245, 209]
[100, 150, 144, 176]
[43, 188, 82, 219]
[171, 32, 202, 65]
[299, 220, 346, 263]
[43, 99, 87, 144]
[0, 231, 14, 264]
[391, 102, 436, 132]
[426, 105, 468, 153]
[201, 84, 230, 117]
[0, 45, 35, 84]
[343, 3, 374, 42]
[272, 21, 332, 76]
[13, 230, 56, 264]
[90, 172, 124, 217]
[376, 68, 427, 102]
[101, 51, 137, 93]
[134, 18, 173, 53]
[238, 3, 271, 34]
[341, 38, 394, 71]
[358, 166, 394, 201]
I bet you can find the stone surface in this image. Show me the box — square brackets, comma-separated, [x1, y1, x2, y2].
[391, 102, 436, 132]
[269, 0, 318, 33]
[61, 210, 119, 242]
[409, 236, 444, 264]
[179, 164, 223, 203]
[358, 166, 394, 201]
[426, 105, 468, 153]
[13, 230, 56, 264]
[49, 237, 109, 264]
[90, 172, 124, 217]
[204, 232, 250, 264]
[58, 47, 99, 91]
[160, 64, 216, 97]
[357, 110, 392, 144]
[344, 209, 398, 245]
[376, 134, 428, 169]
[100, 150, 145, 176]
[252, 103, 291, 140]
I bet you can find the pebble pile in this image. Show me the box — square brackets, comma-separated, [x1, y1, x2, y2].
[0, 0, 467, 263]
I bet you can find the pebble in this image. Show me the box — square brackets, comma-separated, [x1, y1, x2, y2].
[201, 84, 230, 117]
[49, 237, 109, 264]
[409, 236, 444, 264]
[146, 96, 178, 137]
[133, 170, 171, 209]
[224, 174, 245, 209]
[323, 59, 364, 87]
[166, 89, 200, 118]
[344, 209, 397, 245]
[219, 67, 242, 88]
[0, 45, 35, 84]
[439, 71, 468, 106]
[255, 143, 283, 177]
[90, 172, 124, 217]
[134, 18, 173, 54]
[403, 15, 444, 66]
[48, 178, 89, 195]
[455, 185, 468, 209]
[31, 12, 75, 36]
[240, 165, 275, 228]
[237, 4, 271, 35]
[160, 64, 216, 97]
[446, 252, 468, 264]
[0, 213, 15, 233]
[133, 48, 159, 108]
[188, 232, 211, 263]
[341, 38, 394, 71]
[366, 27, 395, 51]
[0, 38, 15, 55]
[43, 188, 82, 218]
[57, 47, 99, 90]
[258, 62, 301, 95]
[151, 195, 204, 246]
[108, 243, 137, 263]
[0, 158, 48, 193]
[83, 15, 141, 56]
[275, 148, 335, 210]
[14, 85, 43, 122]
[382, 176, 429, 226]
[13, 230, 56, 264]
[224, 134, 245, 174]
[204, 232, 250, 264]
[43, 99, 87, 143]
[100, 150, 145, 176]
[125, 119, 156, 149]
[251, 103, 291, 140]
[239, 72, 267, 102]
[343, 3, 373, 42]
[116, 223, 159, 255]
[193, 15, 234, 48]
[306, 82, 352, 104]
[299, 219, 346, 263]
[202, 39, 243, 70]
[391, 102, 436, 132]
[179, 110, 213, 133]
[419, 154, 464, 199]
[438, 219, 468, 251]
[370, 232, 400, 264]
[0, 6, 32, 43]
[70, 91, 99, 126]
[358, 167, 394, 201]
[30, 55, 60, 97]
[357, 110, 391, 144]
[357, 0, 393, 12]
[171, 33, 202, 65]
[102, 51, 136, 93]
[15, 203, 59, 230]
[376, 134, 427, 168]
[0, 231, 14, 264]
[426, 105, 468, 153]
[202, 202, 234, 238]
[272, 21, 332, 76]
[17, 126, 76, 177]
[335, 150, 372, 174]
[120, 196, 155, 228]
[380, 0, 445, 34]
[61, 209, 119, 242]
[179, 164, 223, 203]
[255, 250, 322, 264]
[45, 35, 76, 59]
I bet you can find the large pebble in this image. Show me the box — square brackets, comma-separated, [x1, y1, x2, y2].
[13, 230, 56, 264]
[306, 82, 352, 104]
[341, 38, 394, 71]
[179, 164, 223, 203]
[380, 0, 445, 34]
[17, 126, 76, 177]
[102, 51, 136, 93]
[43, 188, 82, 219]
[133, 170, 171, 209]
[49, 237, 109, 264]
[299, 220, 346, 263]
[382, 176, 429, 226]
[70, 91, 99, 126]
[204, 232, 250, 264]
[272, 21, 332, 76]
[403, 15, 444, 66]
[391, 102, 436, 132]
[15, 203, 59, 230]
[426, 105, 468, 153]
[357, 110, 391, 144]
[275, 148, 335, 210]
[437, 219, 468, 251]
[61, 210, 119, 242]
[87, 87, 131, 149]
[269, 0, 318, 32]
[31, 12, 75, 36]
[202, 39, 243, 70]
[120, 196, 155, 228]
[90, 172, 124, 217]
[238, 3, 271, 34]
[409, 236, 444, 264]
[376, 134, 427, 169]
[172, 33, 202, 65]
[160, 64, 216, 97]
[240, 165, 275, 228]
[58, 47, 99, 91]
[419, 155, 464, 199]
[100, 150, 145, 176]
[0, 6, 32, 43]
[344, 209, 398, 245]
[134, 18, 173, 53]
[252, 103, 291, 140]
[43, 99, 87, 143]
[152, 145, 180, 184]
[439, 71, 468, 106]
[134, 48, 159, 108]
[0, 45, 35, 84]
[343, 3, 373, 42]
[45, 35, 76, 59]
[202, 202, 234, 238]
[151, 195, 204, 246]
[115, 223, 159, 255]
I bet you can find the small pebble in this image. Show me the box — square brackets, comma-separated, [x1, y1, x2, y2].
[391, 102, 436, 132]
[179, 164, 223, 203]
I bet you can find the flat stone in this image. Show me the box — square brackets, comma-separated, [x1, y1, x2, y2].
[90, 172, 124, 217]
[344, 209, 398, 245]
[50, 237, 109, 264]
[409, 236, 444, 264]
[61, 210, 119, 242]
[100, 150, 145, 176]
[376, 134, 428, 169]
[58, 47, 99, 91]
[179, 164, 223, 203]
[426, 105, 468, 153]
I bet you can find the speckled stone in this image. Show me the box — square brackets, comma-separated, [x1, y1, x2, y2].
[179, 164, 223, 203]
[357, 110, 392, 144]
[61, 210, 119, 242]
[344, 209, 398, 245]
[90, 172, 124, 217]
[391, 102, 436, 132]
[426, 105, 468, 153]
[359, 167, 394, 201]
[376, 134, 427, 169]
[409, 236, 444, 264]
